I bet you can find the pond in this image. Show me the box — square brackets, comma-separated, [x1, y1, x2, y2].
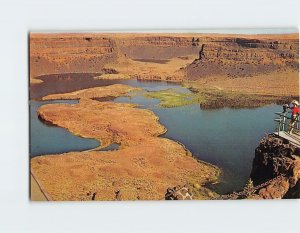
[30, 74, 280, 193]
[30, 73, 182, 99]
[114, 88, 279, 193]
[155, 104, 278, 193]
[30, 100, 100, 157]
[30, 76, 181, 156]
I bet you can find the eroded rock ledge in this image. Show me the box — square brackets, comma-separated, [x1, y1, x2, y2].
[250, 134, 300, 199]
[218, 134, 300, 200]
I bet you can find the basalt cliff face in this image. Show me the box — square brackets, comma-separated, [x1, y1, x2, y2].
[30, 33, 299, 81]
[119, 35, 299, 62]
[117, 36, 200, 60]
[30, 34, 119, 77]
[218, 134, 300, 200]
[185, 36, 299, 80]
[250, 134, 300, 199]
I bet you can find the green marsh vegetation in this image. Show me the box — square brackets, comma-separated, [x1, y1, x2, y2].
[144, 85, 294, 109]
[145, 89, 194, 108]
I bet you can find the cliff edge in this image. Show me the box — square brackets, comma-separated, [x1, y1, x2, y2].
[250, 134, 300, 199]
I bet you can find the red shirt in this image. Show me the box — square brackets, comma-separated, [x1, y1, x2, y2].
[292, 106, 300, 115]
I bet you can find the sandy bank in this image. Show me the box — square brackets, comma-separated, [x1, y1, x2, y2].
[42, 84, 139, 101]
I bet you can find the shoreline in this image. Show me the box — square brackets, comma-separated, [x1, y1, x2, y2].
[30, 80, 287, 199]
[29, 32, 299, 201]
[30, 85, 221, 200]
[30, 86, 222, 200]
[30, 74, 299, 109]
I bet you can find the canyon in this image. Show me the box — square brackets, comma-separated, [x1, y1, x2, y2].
[30, 32, 299, 200]
[30, 33, 299, 108]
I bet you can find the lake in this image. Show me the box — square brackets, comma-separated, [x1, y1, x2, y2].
[30, 100, 100, 157]
[30, 75, 280, 193]
[30, 73, 182, 99]
[30, 78, 181, 156]
[115, 86, 279, 193]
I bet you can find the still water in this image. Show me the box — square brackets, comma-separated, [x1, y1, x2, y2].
[30, 78, 180, 156]
[115, 89, 279, 193]
[30, 100, 100, 157]
[30, 75, 280, 193]
[30, 73, 183, 99]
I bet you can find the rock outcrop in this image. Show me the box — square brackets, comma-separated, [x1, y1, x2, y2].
[30, 33, 118, 77]
[184, 35, 299, 80]
[218, 134, 300, 200]
[165, 185, 193, 200]
[250, 134, 300, 199]
[30, 33, 299, 83]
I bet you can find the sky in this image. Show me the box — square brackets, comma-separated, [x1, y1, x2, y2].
[190, 28, 298, 34]
[41, 28, 299, 35]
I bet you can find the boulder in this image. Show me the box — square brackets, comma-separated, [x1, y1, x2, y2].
[165, 185, 193, 200]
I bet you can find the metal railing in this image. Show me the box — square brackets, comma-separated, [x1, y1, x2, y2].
[274, 112, 300, 135]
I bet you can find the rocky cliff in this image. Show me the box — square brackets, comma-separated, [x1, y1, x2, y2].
[217, 134, 300, 200]
[30, 33, 119, 77]
[250, 134, 300, 199]
[185, 36, 299, 80]
[30, 33, 299, 81]
[117, 36, 200, 60]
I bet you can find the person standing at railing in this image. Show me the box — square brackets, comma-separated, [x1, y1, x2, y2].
[288, 100, 300, 134]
